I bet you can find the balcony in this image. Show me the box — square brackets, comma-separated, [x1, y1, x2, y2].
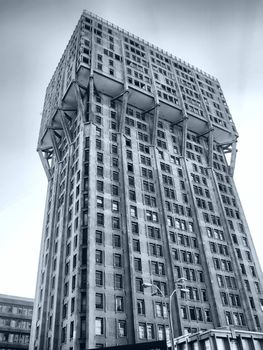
[39, 64, 237, 150]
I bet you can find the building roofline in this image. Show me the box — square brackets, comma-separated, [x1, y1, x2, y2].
[0, 293, 34, 304]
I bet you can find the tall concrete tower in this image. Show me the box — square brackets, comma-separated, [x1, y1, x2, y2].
[30, 11, 263, 350]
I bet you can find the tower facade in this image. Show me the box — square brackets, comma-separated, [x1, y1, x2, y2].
[30, 11, 263, 350]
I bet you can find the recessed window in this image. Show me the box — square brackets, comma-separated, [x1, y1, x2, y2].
[97, 196, 104, 208]
[96, 250, 103, 264]
[130, 206, 137, 218]
[96, 230, 103, 244]
[95, 317, 104, 335]
[135, 278, 143, 292]
[97, 180, 104, 192]
[114, 274, 123, 289]
[137, 299, 145, 315]
[96, 293, 103, 309]
[96, 271, 103, 286]
[139, 323, 146, 339]
[112, 156, 119, 167]
[112, 217, 120, 229]
[133, 239, 140, 252]
[112, 200, 119, 212]
[97, 213, 104, 226]
[116, 296, 124, 312]
[114, 253, 122, 268]
[113, 234, 121, 248]
[97, 166, 103, 177]
[127, 163, 134, 172]
[134, 258, 142, 272]
[118, 320, 126, 337]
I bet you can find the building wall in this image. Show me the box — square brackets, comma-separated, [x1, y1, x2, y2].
[0, 294, 33, 349]
[30, 11, 263, 350]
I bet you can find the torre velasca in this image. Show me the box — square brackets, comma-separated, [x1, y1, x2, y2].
[30, 10, 263, 350]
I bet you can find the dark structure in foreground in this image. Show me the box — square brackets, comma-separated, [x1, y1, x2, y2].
[0, 294, 33, 349]
[30, 10, 263, 350]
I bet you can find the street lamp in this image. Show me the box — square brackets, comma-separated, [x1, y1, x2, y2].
[143, 278, 188, 350]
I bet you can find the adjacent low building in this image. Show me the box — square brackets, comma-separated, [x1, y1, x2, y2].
[172, 328, 263, 350]
[0, 294, 33, 349]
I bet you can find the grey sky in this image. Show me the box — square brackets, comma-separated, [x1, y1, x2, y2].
[0, 0, 262, 298]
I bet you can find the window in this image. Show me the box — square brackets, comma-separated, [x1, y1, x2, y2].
[204, 309, 212, 322]
[157, 325, 165, 340]
[96, 114, 102, 125]
[114, 254, 122, 268]
[127, 150, 133, 159]
[147, 324, 154, 339]
[132, 221, 139, 234]
[112, 157, 119, 167]
[129, 190, 136, 201]
[96, 105, 102, 114]
[114, 274, 123, 289]
[71, 297, 75, 313]
[112, 200, 119, 212]
[130, 206, 137, 218]
[129, 176, 135, 187]
[196, 308, 203, 321]
[97, 166, 103, 177]
[139, 323, 146, 339]
[148, 226, 161, 240]
[96, 293, 103, 309]
[250, 265, 256, 277]
[96, 271, 103, 286]
[97, 213, 104, 226]
[97, 152, 103, 163]
[96, 139, 102, 149]
[118, 320, 126, 337]
[62, 325, 67, 343]
[96, 250, 103, 264]
[127, 163, 134, 172]
[136, 278, 143, 292]
[97, 180, 104, 192]
[112, 185, 119, 196]
[134, 258, 142, 272]
[133, 239, 140, 252]
[145, 195, 157, 207]
[116, 296, 124, 311]
[97, 196, 104, 208]
[96, 230, 103, 244]
[223, 311, 231, 326]
[255, 282, 261, 293]
[63, 303, 68, 319]
[113, 171, 119, 181]
[112, 144, 118, 154]
[146, 210, 158, 222]
[217, 274, 224, 288]
[95, 318, 103, 335]
[111, 111, 116, 121]
[181, 306, 188, 320]
[113, 234, 121, 248]
[112, 217, 120, 229]
[137, 299, 145, 315]
[155, 302, 163, 317]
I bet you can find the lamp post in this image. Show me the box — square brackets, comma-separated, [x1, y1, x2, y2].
[143, 278, 188, 350]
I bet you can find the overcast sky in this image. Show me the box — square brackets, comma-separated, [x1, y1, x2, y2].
[0, 0, 262, 298]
